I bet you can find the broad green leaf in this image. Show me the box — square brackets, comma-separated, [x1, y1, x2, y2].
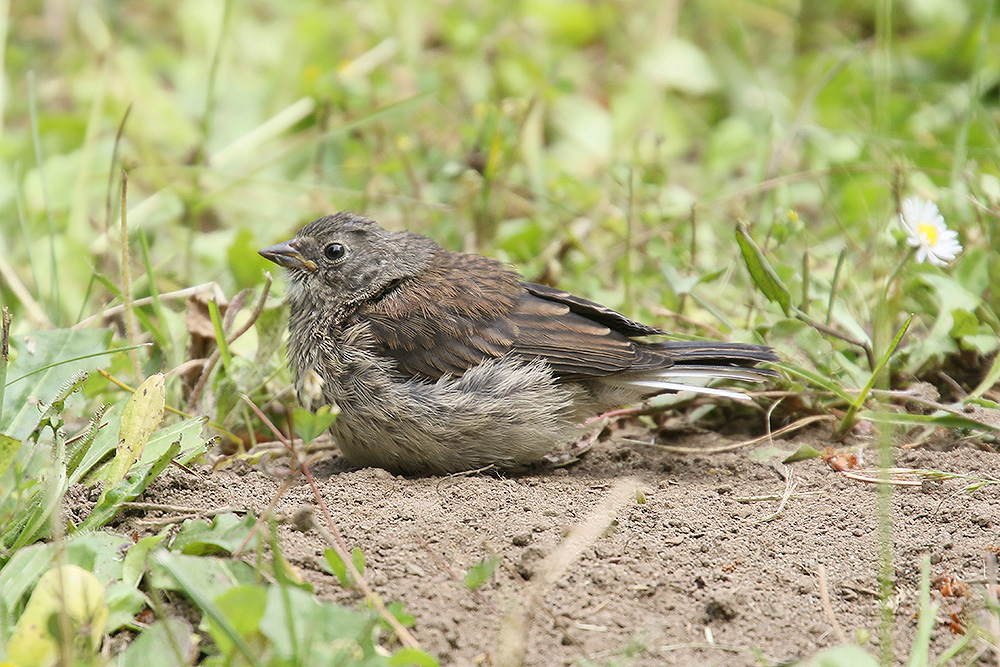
[104, 373, 165, 497]
[293, 405, 338, 445]
[948, 308, 979, 338]
[105, 582, 149, 633]
[228, 227, 274, 289]
[122, 529, 170, 589]
[389, 648, 440, 667]
[0, 543, 56, 618]
[0, 531, 130, 615]
[735, 222, 791, 316]
[259, 585, 329, 660]
[171, 512, 260, 556]
[352, 547, 366, 578]
[117, 618, 197, 667]
[323, 546, 366, 587]
[324, 547, 349, 585]
[147, 552, 259, 599]
[259, 584, 379, 663]
[153, 549, 261, 667]
[210, 585, 268, 656]
[906, 274, 981, 372]
[384, 600, 415, 629]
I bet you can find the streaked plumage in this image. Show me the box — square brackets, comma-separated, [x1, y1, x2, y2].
[260, 212, 778, 474]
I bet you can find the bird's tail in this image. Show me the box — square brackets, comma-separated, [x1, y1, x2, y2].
[610, 341, 779, 401]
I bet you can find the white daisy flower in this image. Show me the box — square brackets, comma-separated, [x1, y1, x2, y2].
[898, 197, 962, 266]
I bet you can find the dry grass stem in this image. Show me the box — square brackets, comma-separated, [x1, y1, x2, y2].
[119, 171, 143, 381]
[757, 468, 798, 523]
[495, 478, 638, 667]
[655, 414, 835, 454]
[73, 282, 228, 329]
[818, 564, 848, 644]
[0, 253, 51, 328]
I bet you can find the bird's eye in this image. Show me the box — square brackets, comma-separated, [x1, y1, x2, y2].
[323, 243, 346, 261]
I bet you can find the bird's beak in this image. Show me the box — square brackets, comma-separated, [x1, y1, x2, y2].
[258, 240, 317, 271]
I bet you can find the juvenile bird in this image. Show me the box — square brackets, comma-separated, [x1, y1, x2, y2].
[260, 212, 778, 475]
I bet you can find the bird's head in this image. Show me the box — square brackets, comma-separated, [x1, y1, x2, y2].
[259, 211, 438, 312]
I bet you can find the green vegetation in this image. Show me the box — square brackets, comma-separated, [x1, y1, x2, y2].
[1, 0, 998, 665]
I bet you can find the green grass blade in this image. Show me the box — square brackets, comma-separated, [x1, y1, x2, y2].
[27, 72, 60, 322]
[905, 555, 935, 667]
[0, 308, 8, 425]
[968, 351, 1000, 401]
[778, 363, 853, 403]
[735, 221, 791, 316]
[208, 299, 232, 370]
[826, 246, 848, 328]
[138, 229, 168, 331]
[859, 410, 998, 432]
[833, 314, 912, 440]
[5, 343, 150, 387]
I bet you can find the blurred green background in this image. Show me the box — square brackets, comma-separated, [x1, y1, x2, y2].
[2, 0, 999, 388]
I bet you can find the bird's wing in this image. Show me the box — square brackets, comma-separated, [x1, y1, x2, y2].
[354, 251, 656, 381]
[504, 290, 654, 379]
[522, 282, 665, 337]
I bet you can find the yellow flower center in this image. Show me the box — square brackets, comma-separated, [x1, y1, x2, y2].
[918, 222, 938, 246]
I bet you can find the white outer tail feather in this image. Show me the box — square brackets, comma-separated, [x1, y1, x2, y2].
[655, 367, 769, 382]
[608, 365, 773, 402]
[613, 380, 752, 401]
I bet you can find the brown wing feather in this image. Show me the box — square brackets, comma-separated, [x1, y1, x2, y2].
[523, 282, 665, 337]
[507, 293, 644, 379]
[355, 251, 520, 379]
[351, 249, 659, 381]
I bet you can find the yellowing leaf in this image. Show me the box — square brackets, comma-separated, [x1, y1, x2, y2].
[104, 373, 165, 497]
[6, 564, 108, 667]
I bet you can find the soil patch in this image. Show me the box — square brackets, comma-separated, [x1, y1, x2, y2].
[100, 426, 1000, 666]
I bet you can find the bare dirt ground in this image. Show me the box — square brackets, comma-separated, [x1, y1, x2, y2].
[105, 418, 1000, 666]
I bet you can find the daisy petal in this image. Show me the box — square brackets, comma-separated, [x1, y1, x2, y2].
[898, 196, 961, 266]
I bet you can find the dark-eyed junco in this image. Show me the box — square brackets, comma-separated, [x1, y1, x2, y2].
[260, 212, 778, 474]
